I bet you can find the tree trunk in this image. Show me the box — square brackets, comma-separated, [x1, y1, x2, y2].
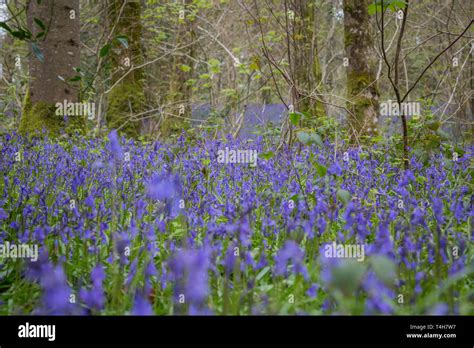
[106, 0, 145, 138]
[161, 0, 196, 137]
[292, 0, 325, 117]
[343, 0, 379, 140]
[20, 0, 82, 136]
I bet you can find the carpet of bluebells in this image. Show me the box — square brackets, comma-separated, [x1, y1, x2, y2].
[0, 131, 472, 315]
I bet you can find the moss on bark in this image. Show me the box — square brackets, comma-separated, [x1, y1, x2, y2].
[344, 0, 379, 140]
[19, 89, 85, 137]
[293, 1, 326, 119]
[107, 83, 144, 139]
[20, 90, 60, 136]
[106, 0, 145, 139]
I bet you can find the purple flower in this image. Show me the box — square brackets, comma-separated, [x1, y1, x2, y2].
[147, 175, 176, 201]
[431, 197, 445, 224]
[79, 264, 106, 311]
[428, 303, 449, 315]
[132, 292, 153, 315]
[91, 264, 106, 285]
[108, 130, 123, 161]
[306, 283, 319, 298]
[36, 263, 79, 315]
[168, 248, 210, 309]
[274, 241, 308, 280]
[0, 208, 8, 220]
[411, 207, 426, 226]
[146, 173, 182, 217]
[223, 243, 237, 275]
[79, 287, 105, 311]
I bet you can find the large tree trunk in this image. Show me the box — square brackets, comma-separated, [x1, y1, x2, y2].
[291, 0, 325, 117]
[343, 0, 379, 140]
[20, 0, 82, 136]
[106, 0, 145, 138]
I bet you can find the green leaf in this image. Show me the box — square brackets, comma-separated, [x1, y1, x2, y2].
[290, 194, 300, 202]
[259, 151, 274, 160]
[368, 0, 406, 15]
[416, 176, 427, 184]
[297, 131, 310, 144]
[336, 189, 351, 205]
[0, 22, 13, 34]
[34, 17, 46, 31]
[388, 0, 407, 11]
[209, 65, 221, 74]
[257, 284, 274, 292]
[289, 112, 301, 126]
[208, 58, 221, 74]
[315, 163, 327, 177]
[308, 132, 323, 146]
[12, 29, 32, 40]
[297, 131, 323, 146]
[256, 266, 271, 281]
[208, 58, 220, 66]
[31, 42, 44, 62]
[0, 23, 32, 40]
[99, 44, 111, 57]
[180, 64, 192, 72]
[114, 36, 129, 49]
[367, 3, 380, 15]
[69, 75, 82, 82]
[249, 61, 259, 71]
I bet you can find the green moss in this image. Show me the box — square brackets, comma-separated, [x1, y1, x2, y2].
[346, 71, 379, 140]
[20, 90, 61, 136]
[106, 1, 145, 139]
[19, 89, 85, 137]
[107, 82, 144, 138]
[347, 71, 372, 94]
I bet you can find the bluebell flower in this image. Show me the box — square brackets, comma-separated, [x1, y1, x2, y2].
[108, 129, 123, 162]
[0, 208, 8, 220]
[132, 292, 153, 315]
[274, 241, 308, 280]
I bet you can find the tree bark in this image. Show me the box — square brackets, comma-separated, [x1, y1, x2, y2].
[343, 0, 379, 140]
[161, 0, 196, 137]
[292, 0, 325, 118]
[20, 0, 82, 136]
[106, 0, 145, 138]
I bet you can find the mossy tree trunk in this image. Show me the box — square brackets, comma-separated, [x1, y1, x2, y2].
[106, 0, 145, 138]
[161, 0, 196, 137]
[292, 0, 325, 117]
[343, 0, 380, 140]
[20, 0, 82, 136]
